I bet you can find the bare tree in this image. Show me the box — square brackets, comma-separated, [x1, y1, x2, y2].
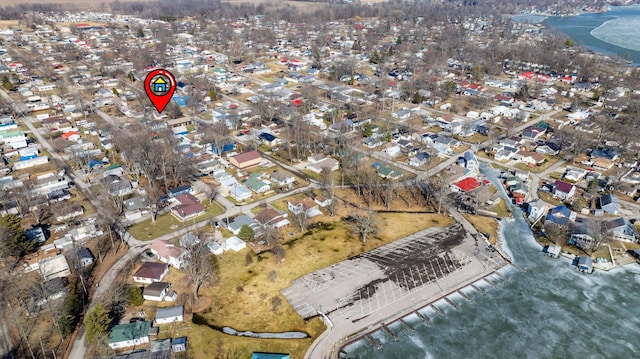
[183, 240, 218, 299]
[271, 244, 286, 264]
[544, 221, 571, 245]
[293, 210, 309, 232]
[587, 220, 605, 254]
[349, 211, 378, 244]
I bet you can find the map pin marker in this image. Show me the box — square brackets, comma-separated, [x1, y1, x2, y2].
[144, 69, 177, 113]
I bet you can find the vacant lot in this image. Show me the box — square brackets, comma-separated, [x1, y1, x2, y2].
[189, 212, 454, 358]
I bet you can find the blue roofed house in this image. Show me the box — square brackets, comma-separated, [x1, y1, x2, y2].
[597, 194, 620, 214]
[258, 132, 281, 147]
[545, 205, 573, 225]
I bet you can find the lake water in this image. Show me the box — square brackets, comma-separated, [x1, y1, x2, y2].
[533, 6, 640, 63]
[343, 166, 640, 358]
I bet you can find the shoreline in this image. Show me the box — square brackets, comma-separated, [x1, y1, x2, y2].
[325, 221, 515, 358]
[335, 263, 513, 358]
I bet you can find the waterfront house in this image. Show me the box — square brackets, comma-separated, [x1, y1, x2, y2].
[604, 218, 638, 243]
[545, 205, 573, 226]
[574, 256, 593, 274]
[544, 245, 561, 258]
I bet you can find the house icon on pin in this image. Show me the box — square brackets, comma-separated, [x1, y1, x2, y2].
[153, 77, 167, 93]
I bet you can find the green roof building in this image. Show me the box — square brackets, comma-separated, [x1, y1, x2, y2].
[108, 321, 151, 349]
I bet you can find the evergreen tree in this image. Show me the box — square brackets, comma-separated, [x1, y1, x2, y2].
[362, 122, 373, 137]
[370, 50, 381, 64]
[0, 214, 34, 259]
[128, 286, 144, 306]
[85, 302, 111, 345]
[238, 224, 255, 242]
[58, 283, 84, 337]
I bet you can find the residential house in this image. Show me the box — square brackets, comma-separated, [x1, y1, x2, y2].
[39, 255, 71, 280]
[143, 282, 171, 301]
[373, 162, 403, 180]
[314, 194, 332, 208]
[569, 221, 594, 249]
[255, 208, 290, 231]
[258, 132, 281, 147]
[171, 193, 205, 221]
[168, 185, 192, 198]
[228, 215, 260, 235]
[133, 262, 169, 284]
[552, 180, 576, 200]
[124, 196, 149, 221]
[604, 218, 638, 243]
[544, 205, 574, 226]
[535, 143, 560, 156]
[592, 157, 614, 171]
[384, 144, 401, 158]
[524, 199, 547, 223]
[103, 175, 133, 197]
[287, 196, 322, 217]
[151, 240, 185, 268]
[244, 177, 270, 194]
[229, 150, 262, 169]
[515, 151, 545, 167]
[409, 152, 430, 167]
[457, 151, 479, 172]
[306, 156, 339, 174]
[271, 171, 295, 187]
[597, 194, 620, 214]
[155, 305, 184, 324]
[68, 247, 94, 269]
[108, 321, 152, 349]
[230, 184, 252, 201]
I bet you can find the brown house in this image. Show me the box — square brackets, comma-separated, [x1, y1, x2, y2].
[133, 262, 169, 284]
[171, 193, 205, 221]
[229, 150, 262, 169]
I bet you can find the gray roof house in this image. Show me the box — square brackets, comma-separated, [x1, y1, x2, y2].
[597, 194, 620, 214]
[155, 305, 184, 324]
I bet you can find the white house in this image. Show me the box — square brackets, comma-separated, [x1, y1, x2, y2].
[108, 322, 151, 349]
[143, 282, 171, 301]
[155, 305, 184, 324]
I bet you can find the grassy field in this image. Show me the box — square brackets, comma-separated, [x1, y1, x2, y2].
[128, 202, 224, 240]
[488, 198, 512, 218]
[188, 211, 455, 358]
[463, 214, 500, 245]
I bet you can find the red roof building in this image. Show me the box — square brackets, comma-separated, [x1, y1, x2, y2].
[229, 150, 262, 169]
[452, 177, 482, 193]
